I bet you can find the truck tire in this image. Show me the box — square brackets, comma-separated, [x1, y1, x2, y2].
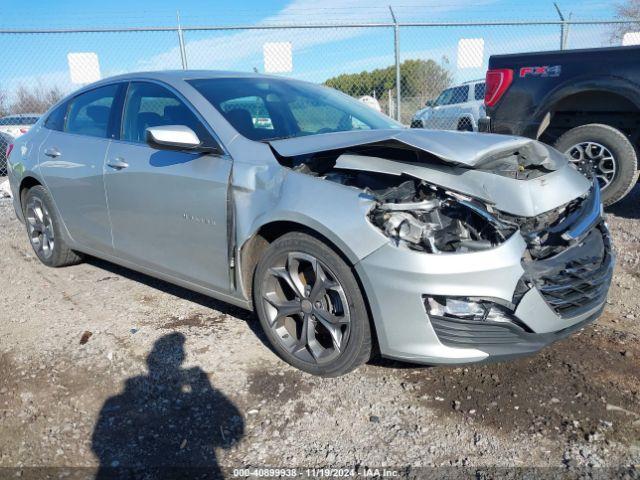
[554, 124, 638, 205]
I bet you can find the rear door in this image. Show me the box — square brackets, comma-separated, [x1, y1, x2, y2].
[104, 81, 232, 291]
[39, 84, 123, 253]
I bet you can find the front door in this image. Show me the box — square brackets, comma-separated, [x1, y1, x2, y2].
[104, 81, 232, 291]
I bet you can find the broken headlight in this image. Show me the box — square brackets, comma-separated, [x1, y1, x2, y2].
[369, 181, 517, 253]
[425, 296, 514, 323]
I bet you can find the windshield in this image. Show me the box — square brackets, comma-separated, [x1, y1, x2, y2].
[188, 77, 401, 141]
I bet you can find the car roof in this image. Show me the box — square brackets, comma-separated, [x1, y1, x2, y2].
[62, 70, 307, 102]
[91, 70, 287, 84]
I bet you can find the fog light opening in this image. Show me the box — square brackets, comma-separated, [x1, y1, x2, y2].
[425, 296, 514, 323]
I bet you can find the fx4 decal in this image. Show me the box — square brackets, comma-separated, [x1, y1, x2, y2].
[519, 65, 562, 78]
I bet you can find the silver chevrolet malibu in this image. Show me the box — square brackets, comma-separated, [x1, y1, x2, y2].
[6, 71, 613, 376]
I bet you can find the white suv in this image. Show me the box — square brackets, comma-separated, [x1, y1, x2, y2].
[411, 80, 485, 131]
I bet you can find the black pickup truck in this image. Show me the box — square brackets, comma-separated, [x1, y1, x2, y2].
[479, 45, 640, 205]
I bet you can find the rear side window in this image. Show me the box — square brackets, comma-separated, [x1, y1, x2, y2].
[121, 82, 211, 144]
[45, 104, 68, 131]
[65, 85, 119, 138]
[474, 83, 485, 101]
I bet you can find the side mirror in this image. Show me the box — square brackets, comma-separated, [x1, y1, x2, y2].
[146, 125, 211, 152]
[425, 100, 434, 107]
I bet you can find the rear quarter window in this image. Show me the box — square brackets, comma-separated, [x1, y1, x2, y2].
[45, 104, 68, 131]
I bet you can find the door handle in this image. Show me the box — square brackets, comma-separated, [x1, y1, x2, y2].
[107, 157, 129, 170]
[44, 147, 61, 158]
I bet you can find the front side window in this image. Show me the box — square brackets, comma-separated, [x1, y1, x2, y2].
[121, 82, 210, 144]
[474, 83, 485, 101]
[65, 85, 119, 138]
[434, 89, 453, 106]
[188, 77, 400, 142]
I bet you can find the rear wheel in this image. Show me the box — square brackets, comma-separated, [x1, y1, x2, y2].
[23, 186, 83, 267]
[253, 232, 371, 377]
[554, 123, 638, 205]
[457, 117, 473, 132]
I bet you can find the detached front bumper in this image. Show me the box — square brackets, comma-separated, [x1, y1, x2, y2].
[355, 222, 613, 365]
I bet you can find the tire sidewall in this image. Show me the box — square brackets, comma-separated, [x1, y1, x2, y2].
[24, 186, 65, 267]
[554, 124, 638, 206]
[253, 232, 371, 377]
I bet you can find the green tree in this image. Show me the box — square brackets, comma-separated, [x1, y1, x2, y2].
[324, 57, 453, 103]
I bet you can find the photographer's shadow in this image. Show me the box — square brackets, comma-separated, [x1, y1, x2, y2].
[92, 333, 243, 479]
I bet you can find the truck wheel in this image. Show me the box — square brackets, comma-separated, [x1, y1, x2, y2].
[554, 124, 638, 205]
[253, 232, 372, 377]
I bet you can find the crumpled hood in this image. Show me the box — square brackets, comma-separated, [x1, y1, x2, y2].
[268, 128, 564, 170]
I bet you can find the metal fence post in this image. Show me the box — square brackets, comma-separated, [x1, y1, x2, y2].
[177, 11, 188, 70]
[554, 3, 567, 50]
[389, 6, 401, 122]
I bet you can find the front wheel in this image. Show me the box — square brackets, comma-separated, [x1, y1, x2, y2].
[554, 123, 638, 205]
[253, 232, 372, 377]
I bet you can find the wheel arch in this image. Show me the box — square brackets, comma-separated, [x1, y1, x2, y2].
[535, 77, 640, 143]
[238, 218, 381, 353]
[17, 175, 43, 220]
[456, 114, 476, 131]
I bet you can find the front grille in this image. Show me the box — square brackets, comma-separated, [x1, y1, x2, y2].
[526, 225, 613, 318]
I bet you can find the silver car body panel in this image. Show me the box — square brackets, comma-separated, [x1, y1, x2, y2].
[6, 70, 612, 366]
[268, 128, 559, 169]
[334, 153, 591, 218]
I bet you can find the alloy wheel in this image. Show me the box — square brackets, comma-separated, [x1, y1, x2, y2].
[26, 196, 55, 260]
[261, 252, 351, 365]
[565, 141, 616, 190]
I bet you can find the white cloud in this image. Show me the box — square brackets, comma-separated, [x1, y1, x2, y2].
[139, 0, 498, 72]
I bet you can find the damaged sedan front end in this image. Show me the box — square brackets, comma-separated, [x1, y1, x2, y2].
[266, 128, 613, 365]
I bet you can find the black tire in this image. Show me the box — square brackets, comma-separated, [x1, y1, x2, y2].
[23, 185, 83, 267]
[457, 117, 473, 132]
[253, 232, 372, 377]
[554, 123, 638, 206]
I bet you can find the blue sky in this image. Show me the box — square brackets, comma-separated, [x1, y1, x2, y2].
[0, 0, 619, 99]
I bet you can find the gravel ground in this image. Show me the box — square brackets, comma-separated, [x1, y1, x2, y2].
[0, 178, 639, 477]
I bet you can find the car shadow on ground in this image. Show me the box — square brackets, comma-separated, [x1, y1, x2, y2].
[91, 332, 244, 479]
[86, 257, 268, 339]
[85, 257, 431, 371]
[606, 184, 640, 220]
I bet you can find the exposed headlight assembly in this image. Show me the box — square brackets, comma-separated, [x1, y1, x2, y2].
[369, 180, 517, 253]
[425, 296, 514, 323]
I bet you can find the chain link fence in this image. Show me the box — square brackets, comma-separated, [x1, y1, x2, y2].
[0, 18, 637, 140]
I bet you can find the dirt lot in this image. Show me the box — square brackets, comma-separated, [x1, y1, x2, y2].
[0, 178, 639, 477]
